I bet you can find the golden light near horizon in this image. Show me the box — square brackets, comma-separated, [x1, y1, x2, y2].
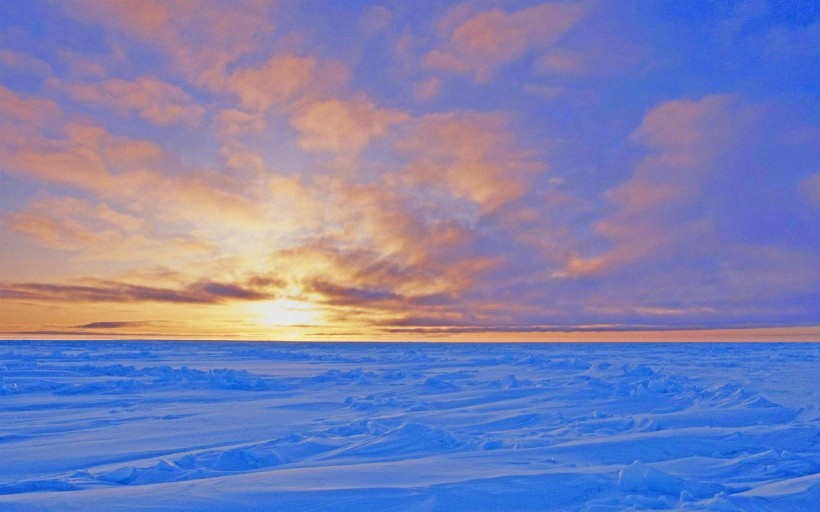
[247, 299, 325, 328]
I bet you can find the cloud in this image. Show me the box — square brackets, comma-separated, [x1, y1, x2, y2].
[424, 1, 587, 82]
[56, 48, 109, 78]
[0, 89, 266, 235]
[528, 10, 651, 81]
[378, 324, 672, 335]
[5, 193, 219, 261]
[225, 54, 349, 114]
[0, 126, 265, 257]
[800, 173, 820, 205]
[214, 109, 266, 137]
[0, 278, 276, 304]
[358, 5, 393, 37]
[412, 78, 442, 103]
[522, 83, 567, 101]
[0, 49, 53, 75]
[7, 209, 109, 252]
[560, 95, 741, 277]
[604, 180, 680, 217]
[259, 201, 497, 325]
[628, 95, 738, 169]
[289, 96, 407, 154]
[766, 18, 820, 57]
[75, 321, 149, 329]
[58, 77, 205, 125]
[0, 85, 61, 129]
[61, 0, 276, 88]
[308, 280, 402, 305]
[532, 49, 588, 75]
[394, 112, 543, 214]
[0, 88, 168, 192]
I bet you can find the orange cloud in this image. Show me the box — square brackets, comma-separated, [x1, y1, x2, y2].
[235, 169, 506, 328]
[0, 88, 265, 232]
[394, 112, 543, 214]
[605, 180, 680, 216]
[58, 77, 205, 125]
[0, 88, 171, 190]
[214, 109, 266, 137]
[289, 96, 407, 154]
[225, 54, 349, 113]
[629, 95, 738, 170]
[61, 0, 276, 88]
[5, 192, 219, 264]
[0, 85, 61, 128]
[558, 95, 741, 277]
[425, 1, 587, 82]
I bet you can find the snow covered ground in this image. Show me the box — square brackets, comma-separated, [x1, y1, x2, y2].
[0, 341, 817, 511]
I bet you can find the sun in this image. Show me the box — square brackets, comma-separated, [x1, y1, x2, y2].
[248, 299, 324, 327]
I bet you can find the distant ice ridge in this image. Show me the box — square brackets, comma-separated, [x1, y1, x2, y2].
[0, 341, 818, 511]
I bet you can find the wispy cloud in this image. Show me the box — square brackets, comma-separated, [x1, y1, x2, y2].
[424, 1, 588, 82]
[56, 77, 205, 125]
[74, 321, 149, 329]
[0, 279, 276, 304]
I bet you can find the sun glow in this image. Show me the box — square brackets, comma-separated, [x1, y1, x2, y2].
[248, 299, 324, 327]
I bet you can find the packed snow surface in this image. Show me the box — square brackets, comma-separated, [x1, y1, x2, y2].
[0, 341, 818, 511]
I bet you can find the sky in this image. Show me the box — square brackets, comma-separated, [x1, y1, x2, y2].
[0, 0, 818, 341]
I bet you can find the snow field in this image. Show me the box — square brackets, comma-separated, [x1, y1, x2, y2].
[0, 341, 817, 510]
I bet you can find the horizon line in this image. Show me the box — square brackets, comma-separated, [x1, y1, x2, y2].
[2, 326, 818, 343]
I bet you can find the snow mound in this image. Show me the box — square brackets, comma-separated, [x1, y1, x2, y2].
[618, 460, 687, 495]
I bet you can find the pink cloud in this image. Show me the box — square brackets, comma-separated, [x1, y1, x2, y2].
[394, 112, 543, 214]
[412, 78, 442, 103]
[529, 16, 651, 80]
[58, 77, 205, 125]
[225, 54, 349, 113]
[629, 95, 738, 170]
[213, 109, 266, 137]
[0, 49, 53, 75]
[56, 48, 109, 77]
[522, 83, 567, 101]
[424, 1, 587, 82]
[358, 5, 393, 37]
[800, 173, 820, 205]
[0, 90, 264, 232]
[7, 195, 140, 252]
[0, 85, 61, 128]
[61, 0, 276, 88]
[559, 95, 742, 277]
[5, 192, 218, 261]
[605, 180, 680, 216]
[532, 49, 588, 76]
[0, 122, 109, 189]
[289, 96, 407, 154]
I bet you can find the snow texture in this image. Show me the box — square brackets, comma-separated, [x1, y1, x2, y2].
[0, 341, 817, 511]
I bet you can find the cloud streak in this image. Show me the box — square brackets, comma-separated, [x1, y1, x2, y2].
[0, 279, 275, 304]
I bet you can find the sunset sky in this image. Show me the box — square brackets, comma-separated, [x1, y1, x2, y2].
[1, 0, 818, 341]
